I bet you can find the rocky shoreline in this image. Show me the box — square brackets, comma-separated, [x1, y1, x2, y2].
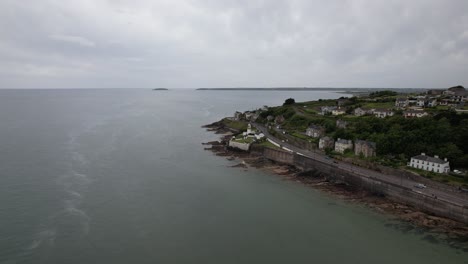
[202, 121, 468, 249]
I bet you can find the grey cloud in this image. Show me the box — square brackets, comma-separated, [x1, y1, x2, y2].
[0, 0, 467, 88]
[49, 35, 96, 47]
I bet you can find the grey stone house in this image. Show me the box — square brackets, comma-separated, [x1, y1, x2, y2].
[336, 119, 348, 129]
[354, 140, 376, 157]
[335, 138, 353, 153]
[306, 124, 325, 138]
[319, 136, 335, 150]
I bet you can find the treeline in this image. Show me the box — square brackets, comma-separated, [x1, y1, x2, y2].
[339, 112, 468, 168]
[259, 104, 468, 168]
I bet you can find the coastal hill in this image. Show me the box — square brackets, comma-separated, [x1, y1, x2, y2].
[214, 87, 468, 187]
[195, 87, 428, 94]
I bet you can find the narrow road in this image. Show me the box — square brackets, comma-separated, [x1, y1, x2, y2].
[253, 123, 468, 207]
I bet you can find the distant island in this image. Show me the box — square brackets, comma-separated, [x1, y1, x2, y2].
[152, 88, 168, 91]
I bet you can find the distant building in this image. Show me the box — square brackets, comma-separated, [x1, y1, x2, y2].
[337, 99, 350, 107]
[427, 98, 438, 107]
[426, 89, 443, 96]
[373, 109, 394, 118]
[403, 110, 428, 118]
[306, 124, 325, 138]
[332, 108, 346, 116]
[336, 119, 348, 129]
[408, 153, 450, 173]
[354, 107, 368, 116]
[395, 97, 409, 109]
[234, 111, 242, 121]
[452, 90, 468, 102]
[319, 136, 335, 150]
[274, 115, 285, 124]
[354, 140, 376, 157]
[244, 111, 254, 120]
[416, 98, 426, 107]
[335, 138, 353, 154]
[320, 106, 337, 115]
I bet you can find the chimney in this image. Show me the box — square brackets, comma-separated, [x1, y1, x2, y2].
[421, 153, 425, 156]
[444, 158, 447, 162]
[434, 155, 439, 159]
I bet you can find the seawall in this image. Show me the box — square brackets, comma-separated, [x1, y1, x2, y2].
[263, 147, 468, 224]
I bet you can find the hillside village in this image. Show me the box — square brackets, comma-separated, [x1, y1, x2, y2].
[224, 86, 468, 186]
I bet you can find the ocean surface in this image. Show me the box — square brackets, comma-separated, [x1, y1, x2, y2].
[0, 89, 466, 264]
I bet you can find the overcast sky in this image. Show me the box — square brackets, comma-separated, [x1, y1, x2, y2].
[1, 0, 467, 89]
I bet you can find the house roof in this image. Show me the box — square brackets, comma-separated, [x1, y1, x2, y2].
[321, 106, 337, 110]
[336, 138, 352, 144]
[453, 90, 468, 96]
[308, 124, 324, 130]
[374, 108, 393, 113]
[404, 110, 426, 114]
[355, 139, 376, 148]
[411, 155, 447, 164]
[396, 97, 407, 101]
[320, 136, 333, 141]
[354, 107, 370, 112]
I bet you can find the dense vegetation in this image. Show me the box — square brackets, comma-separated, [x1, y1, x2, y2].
[258, 96, 468, 169]
[283, 98, 296, 105]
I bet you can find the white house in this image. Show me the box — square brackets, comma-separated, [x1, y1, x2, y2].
[403, 110, 428, 118]
[373, 109, 394, 118]
[408, 153, 450, 173]
[320, 106, 337, 115]
[354, 107, 367, 116]
[416, 98, 426, 107]
[335, 138, 353, 153]
[395, 97, 409, 108]
[332, 108, 346, 116]
[427, 98, 438, 107]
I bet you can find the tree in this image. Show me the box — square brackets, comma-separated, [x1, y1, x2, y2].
[283, 98, 295, 105]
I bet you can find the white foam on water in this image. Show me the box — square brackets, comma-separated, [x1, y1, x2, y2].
[27, 229, 56, 250]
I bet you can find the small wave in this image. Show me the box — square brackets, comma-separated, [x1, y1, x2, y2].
[71, 151, 89, 166]
[27, 229, 56, 250]
[57, 171, 93, 189]
[67, 190, 82, 199]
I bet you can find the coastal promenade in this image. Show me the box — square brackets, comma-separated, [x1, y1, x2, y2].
[253, 123, 468, 208]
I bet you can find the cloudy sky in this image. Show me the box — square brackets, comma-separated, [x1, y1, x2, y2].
[1, 0, 467, 89]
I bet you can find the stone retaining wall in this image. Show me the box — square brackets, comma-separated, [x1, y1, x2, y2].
[263, 147, 468, 224]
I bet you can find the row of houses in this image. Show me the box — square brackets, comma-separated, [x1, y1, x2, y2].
[233, 105, 270, 122]
[395, 86, 467, 110]
[318, 137, 376, 157]
[353, 108, 395, 118]
[305, 119, 348, 138]
[354, 107, 429, 119]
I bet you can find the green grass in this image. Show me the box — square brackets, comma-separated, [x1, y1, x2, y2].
[361, 102, 394, 109]
[232, 137, 255, 144]
[222, 118, 248, 131]
[406, 167, 468, 187]
[291, 132, 309, 140]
